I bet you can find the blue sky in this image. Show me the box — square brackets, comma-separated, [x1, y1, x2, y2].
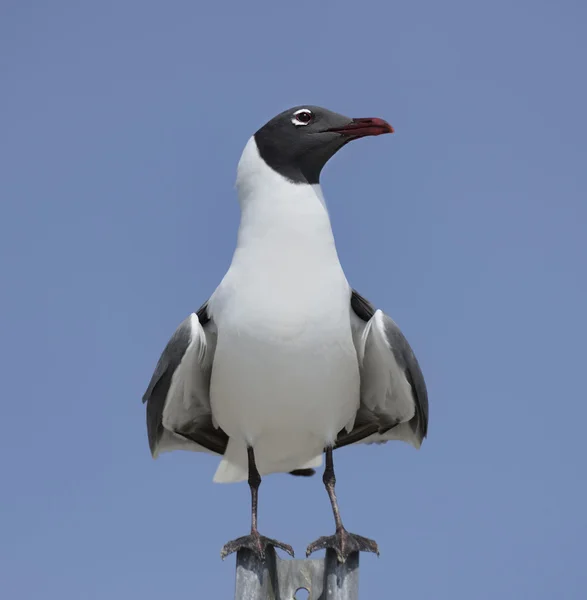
[1, 1, 586, 598]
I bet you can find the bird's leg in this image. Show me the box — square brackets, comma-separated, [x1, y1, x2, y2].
[306, 446, 379, 563]
[221, 446, 294, 560]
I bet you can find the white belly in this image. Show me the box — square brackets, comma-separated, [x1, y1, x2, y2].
[209, 312, 360, 482]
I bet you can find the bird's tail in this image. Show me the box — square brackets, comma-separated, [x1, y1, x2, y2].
[213, 436, 323, 483]
[289, 468, 316, 476]
[213, 438, 248, 483]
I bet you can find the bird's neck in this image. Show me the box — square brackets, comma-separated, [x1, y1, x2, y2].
[234, 138, 339, 262]
[211, 138, 350, 323]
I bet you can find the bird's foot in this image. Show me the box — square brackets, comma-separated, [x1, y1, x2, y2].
[221, 530, 294, 561]
[306, 527, 379, 563]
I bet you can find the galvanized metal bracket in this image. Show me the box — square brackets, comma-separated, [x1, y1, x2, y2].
[234, 548, 359, 599]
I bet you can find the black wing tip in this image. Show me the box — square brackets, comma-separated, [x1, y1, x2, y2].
[196, 302, 210, 325]
[350, 289, 376, 322]
[147, 425, 161, 457]
[410, 395, 429, 442]
[289, 468, 316, 477]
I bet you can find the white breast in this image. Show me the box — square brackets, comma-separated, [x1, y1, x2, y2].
[207, 138, 360, 481]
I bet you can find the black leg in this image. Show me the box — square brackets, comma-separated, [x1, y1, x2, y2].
[248, 447, 262, 533]
[221, 447, 294, 560]
[306, 447, 379, 563]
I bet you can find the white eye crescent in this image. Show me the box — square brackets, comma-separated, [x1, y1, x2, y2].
[291, 109, 314, 126]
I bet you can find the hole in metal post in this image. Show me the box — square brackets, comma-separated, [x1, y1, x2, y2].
[294, 587, 310, 600]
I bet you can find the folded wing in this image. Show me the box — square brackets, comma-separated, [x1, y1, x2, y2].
[142, 304, 228, 457]
[336, 290, 428, 449]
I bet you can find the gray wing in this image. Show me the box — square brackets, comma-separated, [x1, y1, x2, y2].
[142, 303, 228, 457]
[336, 290, 428, 449]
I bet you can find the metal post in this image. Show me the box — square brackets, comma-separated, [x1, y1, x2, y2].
[234, 548, 359, 599]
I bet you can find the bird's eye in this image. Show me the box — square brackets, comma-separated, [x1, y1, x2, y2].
[292, 109, 314, 126]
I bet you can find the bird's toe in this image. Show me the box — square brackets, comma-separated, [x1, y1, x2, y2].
[306, 528, 379, 563]
[221, 531, 294, 561]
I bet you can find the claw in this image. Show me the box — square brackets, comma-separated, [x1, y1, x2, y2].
[306, 528, 379, 563]
[221, 531, 294, 561]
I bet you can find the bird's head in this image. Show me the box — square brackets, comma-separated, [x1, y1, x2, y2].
[252, 105, 394, 184]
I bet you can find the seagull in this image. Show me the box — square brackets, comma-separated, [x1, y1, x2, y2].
[142, 105, 428, 563]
